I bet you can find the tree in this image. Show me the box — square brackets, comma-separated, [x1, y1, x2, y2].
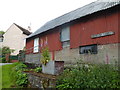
[1, 46, 15, 62]
[0, 31, 5, 35]
[2, 46, 15, 55]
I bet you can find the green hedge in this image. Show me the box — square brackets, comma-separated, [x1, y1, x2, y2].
[10, 55, 18, 60]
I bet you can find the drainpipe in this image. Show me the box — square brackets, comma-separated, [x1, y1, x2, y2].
[52, 51, 55, 61]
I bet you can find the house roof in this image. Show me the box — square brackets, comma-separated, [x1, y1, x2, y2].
[27, 0, 120, 38]
[14, 23, 32, 35]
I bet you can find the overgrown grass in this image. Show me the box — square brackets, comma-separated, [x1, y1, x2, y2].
[2, 62, 19, 88]
[57, 64, 120, 89]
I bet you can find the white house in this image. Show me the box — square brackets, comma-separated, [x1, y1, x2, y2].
[2, 23, 31, 55]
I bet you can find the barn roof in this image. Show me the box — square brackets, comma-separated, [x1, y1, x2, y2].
[27, 0, 120, 38]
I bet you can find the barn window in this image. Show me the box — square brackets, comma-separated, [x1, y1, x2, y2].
[79, 44, 97, 54]
[60, 25, 70, 48]
[34, 38, 39, 53]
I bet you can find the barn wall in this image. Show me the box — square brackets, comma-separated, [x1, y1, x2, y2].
[119, 8, 120, 42]
[26, 38, 34, 54]
[25, 6, 119, 64]
[55, 43, 119, 64]
[38, 28, 62, 52]
[25, 28, 62, 63]
[70, 9, 119, 48]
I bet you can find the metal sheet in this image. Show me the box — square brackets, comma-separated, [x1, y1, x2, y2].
[27, 0, 120, 38]
[60, 26, 70, 42]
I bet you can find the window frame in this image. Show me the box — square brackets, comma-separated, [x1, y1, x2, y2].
[79, 44, 98, 54]
[33, 38, 39, 53]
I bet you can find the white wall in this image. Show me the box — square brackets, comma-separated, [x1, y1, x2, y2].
[3, 24, 28, 55]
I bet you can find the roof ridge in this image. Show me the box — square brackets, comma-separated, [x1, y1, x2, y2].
[14, 23, 32, 35]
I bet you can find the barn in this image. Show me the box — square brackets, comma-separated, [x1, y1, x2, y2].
[25, 0, 120, 65]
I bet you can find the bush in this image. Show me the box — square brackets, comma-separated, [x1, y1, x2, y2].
[16, 70, 28, 87]
[40, 47, 50, 65]
[34, 67, 42, 73]
[15, 63, 27, 71]
[0, 57, 6, 63]
[13, 63, 28, 87]
[56, 64, 120, 88]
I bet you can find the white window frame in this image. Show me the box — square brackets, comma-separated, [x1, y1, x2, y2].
[33, 38, 39, 53]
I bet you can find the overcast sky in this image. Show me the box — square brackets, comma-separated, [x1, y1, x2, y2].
[0, 0, 96, 32]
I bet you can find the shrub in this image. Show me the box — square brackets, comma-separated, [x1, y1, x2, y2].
[34, 67, 42, 73]
[15, 63, 27, 71]
[16, 70, 28, 87]
[40, 47, 50, 65]
[0, 57, 6, 63]
[13, 63, 28, 87]
[56, 64, 120, 89]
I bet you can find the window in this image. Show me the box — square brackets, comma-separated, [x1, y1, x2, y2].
[34, 38, 39, 53]
[79, 44, 97, 54]
[60, 25, 70, 48]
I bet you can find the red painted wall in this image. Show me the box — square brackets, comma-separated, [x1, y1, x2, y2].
[26, 28, 62, 54]
[39, 28, 62, 52]
[26, 38, 34, 54]
[26, 6, 119, 54]
[70, 9, 119, 48]
[119, 9, 120, 42]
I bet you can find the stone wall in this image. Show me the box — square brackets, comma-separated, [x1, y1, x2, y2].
[55, 43, 119, 65]
[25, 72, 56, 88]
[25, 53, 41, 64]
[25, 43, 119, 65]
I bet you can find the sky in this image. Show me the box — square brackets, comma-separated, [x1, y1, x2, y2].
[0, 0, 96, 32]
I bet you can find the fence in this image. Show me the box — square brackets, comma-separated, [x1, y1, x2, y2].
[25, 46, 41, 54]
[10, 55, 18, 60]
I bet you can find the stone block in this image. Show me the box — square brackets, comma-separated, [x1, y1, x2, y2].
[42, 61, 64, 75]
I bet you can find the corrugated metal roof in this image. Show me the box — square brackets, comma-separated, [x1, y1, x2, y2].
[27, 0, 120, 38]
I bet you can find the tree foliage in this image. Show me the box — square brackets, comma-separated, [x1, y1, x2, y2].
[1, 46, 15, 55]
[0, 31, 5, 35]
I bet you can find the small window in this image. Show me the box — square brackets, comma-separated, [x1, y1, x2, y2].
[79, 44, 97, 54]
[34, 38, 39, 53]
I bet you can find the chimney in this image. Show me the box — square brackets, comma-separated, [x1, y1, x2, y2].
[28, 23, 31, 31]
[28, 26, 31, 31]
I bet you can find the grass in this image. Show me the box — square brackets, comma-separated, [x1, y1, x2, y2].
[2, 63, 19, 88]
[0, 66, 2, 90]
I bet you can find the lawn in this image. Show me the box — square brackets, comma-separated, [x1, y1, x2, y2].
[0, 66, 2, 90]
[2, 63, 19, 88]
